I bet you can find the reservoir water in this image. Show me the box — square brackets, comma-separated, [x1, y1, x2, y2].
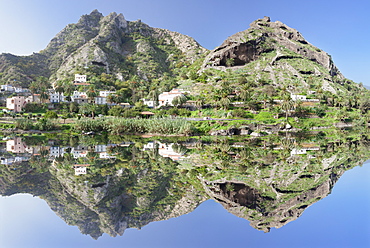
[1, 135, 369, 248]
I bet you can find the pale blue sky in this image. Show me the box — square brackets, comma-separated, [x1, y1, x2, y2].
[0, 0, 369, 86]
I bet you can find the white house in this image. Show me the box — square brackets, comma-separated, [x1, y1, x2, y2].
[143, 141, 185, 161]
[291, 147, 320, 155]
[94, 96, 107, 105]
[73, 164, 90, 175]
[143, 142, 156, 150]
[290, 94, 307, 101]
[0, 156, 29, 165]
[49, 92, 66, 103]
[71, 91, 88, 104]
[94, 144, 108, 153]
[142, 99, 156, 108]
[157, 89, 185, 108]
[158, 142, 185, 161]
[99, 91, 116, 97]
[14, 87, 29, 93]
[1, 85, 14, 92]
[74, 74, 87, 83]
[71, 146, 88, 159]
[49, 147, 67, 157]
[99, 152, 116, 159]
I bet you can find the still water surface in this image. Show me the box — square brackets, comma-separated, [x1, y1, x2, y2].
[0, 136, 369, 248]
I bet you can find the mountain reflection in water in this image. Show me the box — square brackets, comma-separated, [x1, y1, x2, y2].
[0, 134, 369, 239]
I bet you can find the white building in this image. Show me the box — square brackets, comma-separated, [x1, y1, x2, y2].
[291, 147, 320, 155]
[1, 85, 15, 92]
[156, 89, 186, 108]
[143, 142, 156, 150]
[49, 147, 67, 157]
[99, 91, 116, 97]
[142, 99, 156, 108]
[6, 96, 33, 112]
[0, 156, 29, 165]
[99, 152, 116, 159]
[71, 146, 89, 159]
[143, 141, 185, 161]
[6, 138, 33, 154]
[73, 164, 90, 175]
[158, 142, 185, 161]
[75, 74, 87, 83]
[14, 87, 29, 93]
[49, 92, 66, 103]
[290, 94, 307, 101]
[94, 145, 107, 153]
[71, 91, 88, 104]
[94, 96, 107, 105]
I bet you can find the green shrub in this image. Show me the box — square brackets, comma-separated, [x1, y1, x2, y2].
[15, 118, 34, 130]
[44, 111, 58, 119]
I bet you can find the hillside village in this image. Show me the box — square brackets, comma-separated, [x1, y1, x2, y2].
[3, 74, 188, 113]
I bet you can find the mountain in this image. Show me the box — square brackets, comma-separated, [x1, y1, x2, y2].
[199, 16, 360, 96]
[0, 10, 206, 86]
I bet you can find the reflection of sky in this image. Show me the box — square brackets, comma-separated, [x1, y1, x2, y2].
[1, 163, 369, 248]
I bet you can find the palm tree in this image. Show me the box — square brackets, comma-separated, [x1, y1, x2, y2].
[239, 89, 252, 104]
[63, 81, 75, 102]
[86, 85, 97, 104]
[281, 99, 294, 121]
[147, 88, 159, 107]
[219, 96, 231, 110]
[195, 97, 205, 110]
[40, 90, 49, 103]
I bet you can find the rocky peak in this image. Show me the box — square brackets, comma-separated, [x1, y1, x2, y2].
[202, 17, 343, 79]
[77, 10, 103, 29]
[99, 12, 127, 30]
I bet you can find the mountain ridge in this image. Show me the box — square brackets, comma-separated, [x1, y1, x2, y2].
[0, 10, 367, 100]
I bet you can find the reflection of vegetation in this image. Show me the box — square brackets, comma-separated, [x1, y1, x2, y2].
[0, 131, 369, 237]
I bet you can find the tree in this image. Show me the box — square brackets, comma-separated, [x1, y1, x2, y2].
[86, 85, 97, 103]
[219, 96, 231, 110]
[147, 88, 159, 107]
[108, 105, 124, 117]
[69, 102, 79, 113]
[172, 95, 187, 108]
[239, 88, 252, 104]
[40, 90, 49, 103]
[195, 97, 205, 110]
[63, 82, 75, 102]
[44, 111, 58, 119]
[281, 99, 294, 121]
[29, 76, 51, 94]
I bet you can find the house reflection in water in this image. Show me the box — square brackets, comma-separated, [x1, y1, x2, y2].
[143, 142, 185, 161]
[6, 137, 33, 154]
[73, 164, 91, 175]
